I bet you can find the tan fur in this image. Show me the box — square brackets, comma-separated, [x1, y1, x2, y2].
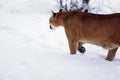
[49, 10, 120, 61]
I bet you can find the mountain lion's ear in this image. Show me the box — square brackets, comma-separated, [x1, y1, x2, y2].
[51, 10, 56, 18]
[59, 9, 63, 13]
[51, 10, 54, 14]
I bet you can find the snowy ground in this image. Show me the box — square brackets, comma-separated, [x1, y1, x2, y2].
[0, 0, 120, 80]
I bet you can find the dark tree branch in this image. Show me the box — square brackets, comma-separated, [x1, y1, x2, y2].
[83, 0, 89, 4]
[56, 0, 90, 12]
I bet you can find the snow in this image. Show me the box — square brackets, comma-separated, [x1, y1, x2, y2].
[0, 0, 120, 80]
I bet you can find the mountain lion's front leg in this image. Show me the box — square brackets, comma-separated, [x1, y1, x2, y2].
[68, 38, 78, 55]
[78, 42, 86, 54]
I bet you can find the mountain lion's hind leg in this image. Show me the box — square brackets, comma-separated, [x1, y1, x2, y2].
[105, 47, 118, 61]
